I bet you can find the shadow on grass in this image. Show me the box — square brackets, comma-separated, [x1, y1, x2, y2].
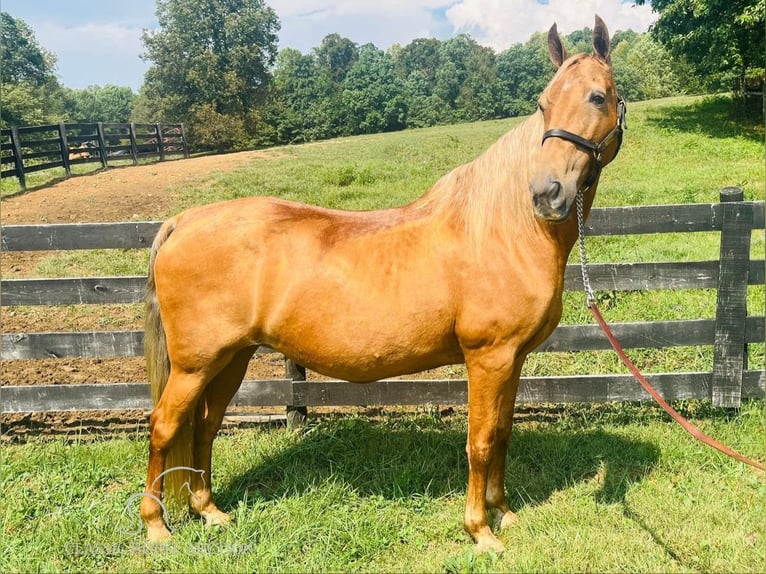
[220, 416, 660, 512]
[645, 95, 764, 143]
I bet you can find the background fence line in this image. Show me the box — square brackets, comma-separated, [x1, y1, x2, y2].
[1, 189, 763, 416]
[1, 122, 188, 191]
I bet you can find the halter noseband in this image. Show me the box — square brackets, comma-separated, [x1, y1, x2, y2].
[540, 97, 626, 190]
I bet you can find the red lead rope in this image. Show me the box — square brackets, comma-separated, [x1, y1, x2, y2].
[588, 302, 764, 473]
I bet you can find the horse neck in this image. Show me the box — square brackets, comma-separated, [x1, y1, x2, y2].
[414, 113, 540, 246]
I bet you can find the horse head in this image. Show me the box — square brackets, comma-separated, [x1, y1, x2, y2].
[530, 15, 624, 222]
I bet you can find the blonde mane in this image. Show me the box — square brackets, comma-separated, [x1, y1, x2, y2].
[414, 110, 545, 251]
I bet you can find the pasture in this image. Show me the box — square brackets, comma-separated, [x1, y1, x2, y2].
[1, 94, 764, 572]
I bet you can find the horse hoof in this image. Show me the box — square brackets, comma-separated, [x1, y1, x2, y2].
[499, 510, 518, 530]
[475, 533, 505, 554]
[203, 509, 232, 528]
[146, 524, 172, 543]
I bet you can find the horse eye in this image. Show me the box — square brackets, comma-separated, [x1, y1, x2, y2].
[590, 92, 606, 106]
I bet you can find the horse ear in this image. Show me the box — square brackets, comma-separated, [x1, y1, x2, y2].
[547, 23, 568, 68]
[592, 15, 611, 64]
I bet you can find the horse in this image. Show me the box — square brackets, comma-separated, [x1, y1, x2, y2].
[140, 16, 625, 553]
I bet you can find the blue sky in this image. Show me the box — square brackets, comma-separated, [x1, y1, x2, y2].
[2, 0, 656, 92]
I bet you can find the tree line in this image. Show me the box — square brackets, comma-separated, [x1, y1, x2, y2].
[1, 0, 762, 153]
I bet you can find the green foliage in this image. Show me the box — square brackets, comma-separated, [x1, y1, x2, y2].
[496, 32, 554, 117]
[140, 0, 280, 149]
[186, 104, 248, 152]
[0, 12, 64, 127]
[314, 33, 359, 85]
[611, 34, 700, 101]
[62, 85, 136, 123]
[635, 0, 765, 91]
[262, 25, 706, 149]
[0, 83, 53, 127]
[341, 44, 407, 134]
[2, 6, 749, 157]
[0, 12, 56, 86]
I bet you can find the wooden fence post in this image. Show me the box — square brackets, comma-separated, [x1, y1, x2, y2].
[285, 359, 307, 429]
[128, 123, 139, 166]
[180, 123, 189, 158]
[711, 187, 753, 408]
[9, 126, 26, 191]
[156, 124, 166, 161]
[95, 123, 108, 168]
[58, 123, 72, 177]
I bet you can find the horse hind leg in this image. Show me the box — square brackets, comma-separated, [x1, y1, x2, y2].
[140, 366, 215, 541]
[188, 347, 255, 527]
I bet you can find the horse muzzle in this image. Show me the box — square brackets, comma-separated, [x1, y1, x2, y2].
[530, 178, 574, 222]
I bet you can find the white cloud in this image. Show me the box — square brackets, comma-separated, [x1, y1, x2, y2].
[269, 1, 448, 19]
[34, 21, 146, 89]
[273, 1, 656, 56]
[445, 0, 657, 51]
[272, 0, 453, 54]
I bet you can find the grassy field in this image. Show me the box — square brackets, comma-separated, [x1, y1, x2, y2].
[1, 403, 763, 572]
[1, 94, 764, 572]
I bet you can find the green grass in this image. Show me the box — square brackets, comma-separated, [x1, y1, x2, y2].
[2, 404, 764, 572]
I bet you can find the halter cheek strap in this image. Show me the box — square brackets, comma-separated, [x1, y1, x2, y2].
[541, 97, 626, 190]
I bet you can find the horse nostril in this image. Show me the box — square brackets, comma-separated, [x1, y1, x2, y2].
[547, 180, 562, 200]
[531, 179, 566, 217]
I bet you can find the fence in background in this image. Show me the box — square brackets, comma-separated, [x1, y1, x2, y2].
[1, 122, 188, 191]
[0, 189, 763, 419]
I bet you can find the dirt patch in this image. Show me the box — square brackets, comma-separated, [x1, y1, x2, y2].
[1, 150, 277, 224]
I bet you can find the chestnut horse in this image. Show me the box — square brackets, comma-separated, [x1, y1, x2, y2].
[141, 17, 624, 553]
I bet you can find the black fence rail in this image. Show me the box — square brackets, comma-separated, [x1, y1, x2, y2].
[1, 122, 188, 191]
[0, 189, 764, 416]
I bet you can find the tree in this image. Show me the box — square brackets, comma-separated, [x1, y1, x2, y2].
[269, 48, 335, 142]
[635, 0, 765, 91]
[314, 34, 359, 85]
[1, 12, 57, 86]
[496, 33, 554, 117]
[63, 85, 136, 123]
[394, 38, 443, 85]
[140, 0, 280, 148]
[341, 44, 407, 134]
[611, 34, 678, 101]
[0, 12, 64, 127]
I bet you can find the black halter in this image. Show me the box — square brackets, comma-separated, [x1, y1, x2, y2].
[540, 97, 626, 190]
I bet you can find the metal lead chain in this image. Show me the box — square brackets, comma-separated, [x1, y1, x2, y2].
[576, 190, 596, 307]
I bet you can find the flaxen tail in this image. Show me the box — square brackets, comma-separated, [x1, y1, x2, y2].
[145, 217, 193, 514]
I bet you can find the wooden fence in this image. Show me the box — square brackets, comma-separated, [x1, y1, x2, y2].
[1, 189, 764, 418]
[1, 122, 188, 191]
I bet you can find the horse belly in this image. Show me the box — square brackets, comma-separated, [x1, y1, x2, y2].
[258, 254, 462, 382]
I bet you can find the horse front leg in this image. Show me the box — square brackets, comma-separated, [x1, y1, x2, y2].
[463, 346, 518, 554]
[485, 360, 524, 532]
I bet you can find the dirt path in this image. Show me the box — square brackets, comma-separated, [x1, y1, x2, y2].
[1, 151, 268, 224]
